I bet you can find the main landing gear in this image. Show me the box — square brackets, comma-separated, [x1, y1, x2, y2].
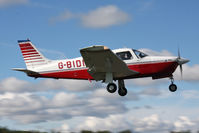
[169, 76, 177, 92]
[106, 79, 127, 96]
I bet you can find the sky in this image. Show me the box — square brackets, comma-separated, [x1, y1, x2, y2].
[0, 0, 199, 132]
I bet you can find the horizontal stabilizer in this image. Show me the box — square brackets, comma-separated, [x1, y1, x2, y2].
[12, 68, 40, 77]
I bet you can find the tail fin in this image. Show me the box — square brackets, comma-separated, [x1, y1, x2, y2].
[18, 39, 50, 70]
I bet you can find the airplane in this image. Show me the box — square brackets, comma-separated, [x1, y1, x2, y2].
[13, 39, 189, 96]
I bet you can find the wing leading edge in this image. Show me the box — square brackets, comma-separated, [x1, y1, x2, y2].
[80, 45, 139, 81]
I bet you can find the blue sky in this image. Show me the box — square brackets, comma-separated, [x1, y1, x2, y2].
[0, 0, 199, 132]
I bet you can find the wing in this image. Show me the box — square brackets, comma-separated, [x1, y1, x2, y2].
[80, 45, 139, 81]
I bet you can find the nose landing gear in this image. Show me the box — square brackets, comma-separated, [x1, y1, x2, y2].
[169, 76, 177, 92]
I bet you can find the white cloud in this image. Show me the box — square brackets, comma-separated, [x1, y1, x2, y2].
[138, 1, 154, 12]
[126, 78, 167, 87]
[58, 124, 70, 133]
[0, 89, 129, 124]
[0, 77, 103, 93]
[181, 90, 199, 99]
[0, 76, 199, 132]
[39, 48, 67, 59]
[77, 115, 130, 132]
[139, 48, 174, 56]
[73, 112, 199, 133]
[139, 87, 162, 96]
[0, 77, 30, 92]
[50, 5, 130, 28]
[174, 116, 195, 131]
[174, 64, 199, 81]
[0, 0, 28, 7]
[81, 5, 130, 28]
[49, 10, 74, 24]
[132, 114, 172, 133]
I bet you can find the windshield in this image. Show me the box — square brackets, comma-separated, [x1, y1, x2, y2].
[133, 49, 148, 58]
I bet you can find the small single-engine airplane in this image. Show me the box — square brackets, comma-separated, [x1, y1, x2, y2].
[13, 39, 189, 96]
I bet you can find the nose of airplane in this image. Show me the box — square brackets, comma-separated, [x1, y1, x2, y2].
[177, 58, 190, 65]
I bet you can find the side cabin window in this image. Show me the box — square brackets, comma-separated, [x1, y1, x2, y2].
[116, 51, 133, 60]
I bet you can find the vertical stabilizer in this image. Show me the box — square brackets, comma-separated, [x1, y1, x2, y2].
[18, 39, 49, 70]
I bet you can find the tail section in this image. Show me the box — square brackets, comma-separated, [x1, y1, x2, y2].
[18, 39, 50, 70]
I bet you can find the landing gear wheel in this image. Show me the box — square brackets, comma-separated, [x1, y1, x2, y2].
[169, 84, 177, 92]
[107, 83, 117, 93]
[118, 87, 127, 96]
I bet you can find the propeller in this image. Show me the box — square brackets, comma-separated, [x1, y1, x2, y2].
[176, 48, 189, 78]
[178, 48, 183, 77]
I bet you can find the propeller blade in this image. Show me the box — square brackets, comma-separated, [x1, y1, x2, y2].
[180, 64, 183, 78]
[177, 48, 183, 78]
[178, 47, 181, 59]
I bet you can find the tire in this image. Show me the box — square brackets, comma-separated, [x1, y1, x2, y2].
[107, 83, 117, 93]
[118, 87, 127, 96]
[169, 84, 177, 92]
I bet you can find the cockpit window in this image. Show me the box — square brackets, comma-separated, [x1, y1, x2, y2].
[116, 51, 133, 60]
[133, 49, 148, 58]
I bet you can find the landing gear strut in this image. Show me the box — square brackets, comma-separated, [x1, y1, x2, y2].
[169, 76, 177, 92]
[118, 79, 127, 96]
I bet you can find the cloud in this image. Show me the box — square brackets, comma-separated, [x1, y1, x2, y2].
[49, 5, 130, 28]
[138, 0, 154, 12]
[0, 77, 103, 93]
[75, 113, 197, 133]
[0, 90, 129, 124]
[181, 90, 199, 99]
[0, 0, 29, 7]
[139, 48, 174, 56]
[174, 116, 195, 131]
[0, 77, 30, 93]
[174, 64, 199, 81]
[139, 87, 162, 96]
[0, 76, 199, 132]
[77, 114, 130, 132]
[131, 114, 172, 133]
[80, 5, 130, 28]
[49, 10, 74, 24]
[57, 124, 70, 133]
[39, 48, 67, 60]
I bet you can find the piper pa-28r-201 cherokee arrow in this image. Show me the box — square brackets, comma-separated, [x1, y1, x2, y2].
[13, 39, 189, 96]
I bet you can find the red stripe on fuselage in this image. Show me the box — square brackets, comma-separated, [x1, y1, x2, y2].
[128, 61, 178, 75]
[40, 69, 92, 80]
[37, 61, 178, 80]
